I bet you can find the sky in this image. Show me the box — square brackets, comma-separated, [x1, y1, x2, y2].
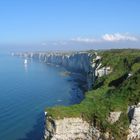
[0, 0, 140, 51]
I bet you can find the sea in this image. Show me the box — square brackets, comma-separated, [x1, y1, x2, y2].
[0, 52, 86, 140]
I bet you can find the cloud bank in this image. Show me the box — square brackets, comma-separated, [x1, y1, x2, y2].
[71, 33, 138, 43]
[102, 33, 138, 42]
[40, 33, 140, 51]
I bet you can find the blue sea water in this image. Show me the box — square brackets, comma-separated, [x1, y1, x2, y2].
[0, 53, 85, 140]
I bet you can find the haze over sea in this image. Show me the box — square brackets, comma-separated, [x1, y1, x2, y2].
[0, 52, 85, 140]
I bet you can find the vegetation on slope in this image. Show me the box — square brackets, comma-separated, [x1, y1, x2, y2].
[46, 49, 140, 139]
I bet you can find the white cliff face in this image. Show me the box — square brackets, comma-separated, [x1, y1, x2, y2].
[40, 52, 95, 74]
[45, 110, 124, 140]
[44, 104, 140, 140]
[45, 117, 101, 140]
[13, 52, 111, 88]
[95, 66, 112, 77]
[14, 52, 95, 74]
[92, 55, 112, 78]
[14, 51, 98, 89]
[14, 52, 112, 80]
[128, 103, 140, 140]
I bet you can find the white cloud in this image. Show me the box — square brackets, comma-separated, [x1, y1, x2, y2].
[42, 33, 139, 50]
[102, 33, 138, 42]
[70, 33, 138, 44]
[71, 37, 100, 43]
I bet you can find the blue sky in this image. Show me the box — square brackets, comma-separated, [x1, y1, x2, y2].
[0, 0, 140, 50]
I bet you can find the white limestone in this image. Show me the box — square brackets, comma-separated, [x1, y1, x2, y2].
[45, 117, 101, 140]
[108, 111, 122, 124]
[95, 66, 112, 77]
[128, 104, 140, 140]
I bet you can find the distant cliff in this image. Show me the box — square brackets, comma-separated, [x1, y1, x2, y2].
[14, 51, 105, 89]
[14, 51, 94, 73]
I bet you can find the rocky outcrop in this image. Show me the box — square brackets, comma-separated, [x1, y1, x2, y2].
[108, 111, 122, 124]
[50, 104, 140, 140]
[95, 66, 112, 77]
[128, 103, 140, 140]
[44, 116, 102, 140]
[92, 55, 112, 77]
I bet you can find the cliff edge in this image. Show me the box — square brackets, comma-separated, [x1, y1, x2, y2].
[44, 49, 140, 140]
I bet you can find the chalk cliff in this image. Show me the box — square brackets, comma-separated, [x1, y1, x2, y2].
[128, 103, 140, 140]
[14, 51, 101, 89]
[44, 116, 101, 140]
[14, 51, 95, 73]
[45, 106, 140, 140]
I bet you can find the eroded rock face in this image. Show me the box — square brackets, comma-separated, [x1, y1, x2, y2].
[95, 66, 112, 77]
[45, 117, 101, 140]
[108, 111, 122, 124]
[14, 52, 95, 74]
[128, 103, 140, 140]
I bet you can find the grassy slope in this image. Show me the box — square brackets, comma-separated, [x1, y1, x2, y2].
[46, 49, 140, 139]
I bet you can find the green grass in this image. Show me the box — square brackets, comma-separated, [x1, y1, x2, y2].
[46, 49, 140, 139]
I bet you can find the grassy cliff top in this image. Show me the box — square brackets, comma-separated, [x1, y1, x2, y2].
[46, 49, 140, 139]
